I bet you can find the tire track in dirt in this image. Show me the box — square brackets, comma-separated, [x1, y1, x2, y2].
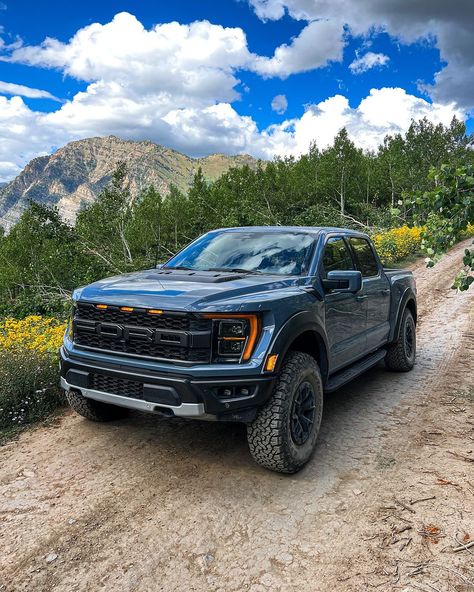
[0, 239, 473, 592]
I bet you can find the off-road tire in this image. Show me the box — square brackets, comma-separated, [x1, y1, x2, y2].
[385, 308, 416, 372]
[66, 390, 129, 422]
[247, 351, 323, 473]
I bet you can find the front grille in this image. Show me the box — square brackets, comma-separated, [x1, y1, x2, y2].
[73, 302, 212, 363]
[76, 302, 209, 332]
[90, 373, 143, 399]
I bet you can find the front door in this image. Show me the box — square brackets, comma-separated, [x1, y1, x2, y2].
[320, 236, 368, 371]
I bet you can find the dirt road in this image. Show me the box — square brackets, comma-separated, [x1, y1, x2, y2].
[1, 241, 473, 592]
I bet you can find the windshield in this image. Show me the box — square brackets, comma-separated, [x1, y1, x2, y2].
[164, 231, 316, 276]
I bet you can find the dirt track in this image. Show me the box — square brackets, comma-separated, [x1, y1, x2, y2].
[1, 240, 473, 592]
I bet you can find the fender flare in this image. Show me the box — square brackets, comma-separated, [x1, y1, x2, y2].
[389, 288, 417, 343]
[267, 311, 330, 381]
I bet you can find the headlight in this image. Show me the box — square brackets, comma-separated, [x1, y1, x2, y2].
[203, 314, 260, 362]
[219, 320, 246, 338]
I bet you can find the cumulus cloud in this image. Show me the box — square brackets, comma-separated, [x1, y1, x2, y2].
[0, 80, 60, 101]
[271, 94, 288, 114]
[4, 14, 251, 105]
[349, 52, 389, 74]
[261, 88, 463, 158]
[248, 0, 474, 110]
[0, 95, 65, 180]
[0, 11, 467, 181]
[252, 19, 344, 78]
[0, 84, 461, 181]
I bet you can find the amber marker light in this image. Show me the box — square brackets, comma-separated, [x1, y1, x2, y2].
[120, 306, 134, 312]
[203, 313, 260, 361]
[264, 354, 279, 372]
[148, 309, 164, 315]
[96, 304, 108, 310]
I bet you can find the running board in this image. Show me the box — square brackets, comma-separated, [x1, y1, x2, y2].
[325, 350, 386, 393]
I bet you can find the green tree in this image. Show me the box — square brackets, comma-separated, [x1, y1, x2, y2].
[0, 202, 81, 316]
[406, 164, 474, 290]
[75, 162, 134, 277]
[318, 128, 367, 223]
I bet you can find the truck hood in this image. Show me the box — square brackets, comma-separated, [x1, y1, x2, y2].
[74, 268, 307, 312]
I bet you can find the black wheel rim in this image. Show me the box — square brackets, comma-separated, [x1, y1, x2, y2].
[290, 381, 316, 446]
[404, 320, 414, 358]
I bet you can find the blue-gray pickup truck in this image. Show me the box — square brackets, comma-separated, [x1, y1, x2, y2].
[61, 226, 417, 473]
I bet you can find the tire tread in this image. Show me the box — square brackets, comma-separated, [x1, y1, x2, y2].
[247, 351, 322, 473]
[385, 309, 416, 372]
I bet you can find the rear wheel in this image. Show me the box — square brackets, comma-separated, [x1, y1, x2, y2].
[247, 351, 323, 473]
[66, 390, 129, 422]
[385, 308, 416, 372]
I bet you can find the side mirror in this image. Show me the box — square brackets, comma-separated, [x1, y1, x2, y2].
[322, 270, 362, 294]
[156, 263, 163, 269]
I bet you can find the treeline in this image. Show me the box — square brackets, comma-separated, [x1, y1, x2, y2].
[0, 116, 473, 316]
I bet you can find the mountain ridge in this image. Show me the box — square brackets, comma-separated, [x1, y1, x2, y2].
[0, 136, 259, 231]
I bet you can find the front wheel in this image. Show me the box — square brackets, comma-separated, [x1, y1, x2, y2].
[385, 308, 416, 372]
[247, 351, 323, 473]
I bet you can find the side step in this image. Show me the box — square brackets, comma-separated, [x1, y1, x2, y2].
[325, 349, 386, 393]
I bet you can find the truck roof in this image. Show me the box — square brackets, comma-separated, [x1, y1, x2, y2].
[210, 226, 368, 237]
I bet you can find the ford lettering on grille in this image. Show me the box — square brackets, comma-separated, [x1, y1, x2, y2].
[74, 319, 190, 346]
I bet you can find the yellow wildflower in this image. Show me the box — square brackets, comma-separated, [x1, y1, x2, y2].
[0, 316, 67, 354]
[372, 226, 424, 265]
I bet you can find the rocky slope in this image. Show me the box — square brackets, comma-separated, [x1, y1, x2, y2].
[0, 136, 258, 230]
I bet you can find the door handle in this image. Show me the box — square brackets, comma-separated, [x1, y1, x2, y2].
[356, 294, 368, 301]
[381, 289, 390, 295]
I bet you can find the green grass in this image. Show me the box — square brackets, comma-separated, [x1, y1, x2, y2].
[0, 349, 64, 444]
[376, 455, 396, 469]
[0, 424, 25, 446]
[452, 388, 474, 403]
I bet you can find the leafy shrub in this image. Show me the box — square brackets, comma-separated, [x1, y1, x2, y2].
[0, 349, 64, 431]
[0, 316, 67, 436]
[372, 226, 424, 265]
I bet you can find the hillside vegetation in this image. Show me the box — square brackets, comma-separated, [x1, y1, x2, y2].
[0, 116, 472, 318]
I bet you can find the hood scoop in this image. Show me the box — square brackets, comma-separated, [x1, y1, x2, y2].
[146, 269, 248, 283]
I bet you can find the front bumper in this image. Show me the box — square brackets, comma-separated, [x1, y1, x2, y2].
[60, 347, 276, 422]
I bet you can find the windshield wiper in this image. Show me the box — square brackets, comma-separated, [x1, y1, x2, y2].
[207, 267, 264, 275]
[162, 265, 194, 270]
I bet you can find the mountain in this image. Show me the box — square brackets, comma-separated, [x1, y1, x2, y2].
[0, 136, 259, 231]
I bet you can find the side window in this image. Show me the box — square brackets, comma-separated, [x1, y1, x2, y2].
[322, 237, 354, 275]
[349, 238, 379, 277]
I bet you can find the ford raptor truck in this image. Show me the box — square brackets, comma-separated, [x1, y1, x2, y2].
[60, 227, 417, 473]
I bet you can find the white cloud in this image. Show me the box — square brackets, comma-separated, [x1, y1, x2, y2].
[349, 52, 389, 74]
[248, 0, 474, 110]
[0, 80, 60, 101]
[0, 86, 463, 182]
[271, 94, 288, 114]
[0, 95, 64, 180]
[262, 88, 463, 158]
[252, 19, 344, 78]
[4, 13, 251, 105]
[0, 11, 467, 182]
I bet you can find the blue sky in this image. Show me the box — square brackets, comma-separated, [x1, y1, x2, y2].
[0, 0, 472, 181]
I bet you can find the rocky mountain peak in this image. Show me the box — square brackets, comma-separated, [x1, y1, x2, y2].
[0, 136, 259, 231]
